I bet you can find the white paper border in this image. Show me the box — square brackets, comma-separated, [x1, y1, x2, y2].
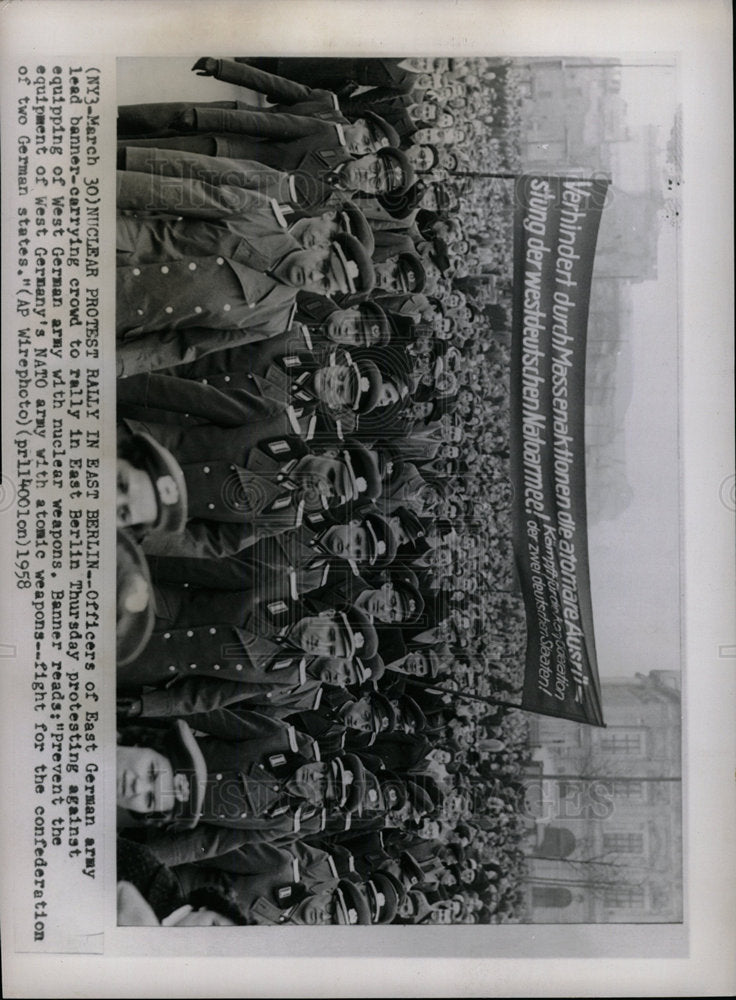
[1, 0, 733, 995]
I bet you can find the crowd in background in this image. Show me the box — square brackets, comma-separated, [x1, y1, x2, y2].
[114, 56, 537, 927]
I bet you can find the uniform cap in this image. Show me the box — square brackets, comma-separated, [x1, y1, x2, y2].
[365, 871, 404, 924]
[343, 352, 383, 414]
[360, 510, 398, 568]
[337, 202, 375, 256]
[395, 251, 426, 293]
[116, 528, 156, 665]
[377, 147, 416, 195]
[337, 605, 379, 660]
[357, 300, 391, 347]
[333, 879, 371, 925]
[342, 442, 382, 501]
[368, 691, 397, 733]
[128, 431, 188, 535]
[330, 753, 367, 813]
[329, 233, 375, 296]
[364, 111, 401, 150]
[163, 719, 208, 831]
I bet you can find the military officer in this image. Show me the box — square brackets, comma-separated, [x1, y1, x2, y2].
[171, 839, 359, 924]
[117, 192, 375, 340]
[118, 61, 343, 138]
[118, 715, 368, 838]
[153, 302, 390, 392]
[117, 340, 382, 446]
[118, 599, 378, 689]
[145, 100, 400, 166]
[140, 438, 382, 561]
[117, 529, 156, 667]
[116, 426, 187, 537]
[236, 879, 371, 925]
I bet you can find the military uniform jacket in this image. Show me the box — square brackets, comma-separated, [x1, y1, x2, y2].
[118, 619, 316, 689]
[193, 730, 325, 832]
[239, 57, 419, 94]
[207, 58, 342, 117]
[119, 145, 297, 207]
[116, 213, 300, 340]
[119, 361, 335, 442]
[144, 515, 348, 600]
[118, 98, 258, 139]
[151, 581, 326, 633]
[177, 106, 352, 173]
[172, 839, 342, 922]
[143, 435, 321, 561]
[137, 672, 323, 722]
[116, 195, 293, 269]
[158, 322, 330, 386]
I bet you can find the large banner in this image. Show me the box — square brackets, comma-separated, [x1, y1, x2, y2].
[510, 174, 609, 726]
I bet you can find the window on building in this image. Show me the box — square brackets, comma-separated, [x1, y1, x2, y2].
[531, 886, 573, 909]
[611, 780, 645, 801]
[603, 886, 645, 909]
[599, 731, 644, 755]
[603, 832, 644, 854]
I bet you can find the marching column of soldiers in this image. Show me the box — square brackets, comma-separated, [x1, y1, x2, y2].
[116, 57, 530, 928]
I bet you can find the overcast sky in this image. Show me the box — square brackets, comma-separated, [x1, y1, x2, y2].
[587, 64, 680, 680]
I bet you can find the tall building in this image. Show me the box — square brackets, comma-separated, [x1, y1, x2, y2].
[520, 671, 682, 923]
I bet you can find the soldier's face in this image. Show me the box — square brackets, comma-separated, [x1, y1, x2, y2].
[345, 120, 378, 156]
[373, 260, 399, 291]
[295, 892, 334, 925]
[294, 454, 353, 505]
[292, 615, 352, 657]
[312, 657, 359, 686]
[375, 380, 401, 408]
[117, 459, 158, 528]
[403, 651, 430, 676]
[278, 247, 334, 295]
[289, 212, 338, 249]
[320, 522, 371, 563]
[290, 762, 329, 806]
[342, 153, 387, 195]
[312, 363, 355, 410]
[116, 745, 186, 814]
[324, 308, 377, 347]
[363, 583, 404, 623]
[343, 697, 374, 731]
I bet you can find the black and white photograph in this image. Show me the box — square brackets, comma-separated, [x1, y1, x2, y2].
[0, 1, 733, 996]
[113, 53, 683, 929]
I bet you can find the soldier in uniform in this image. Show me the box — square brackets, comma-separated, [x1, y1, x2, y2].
[116, 427, 187, 537]
[117, 529, 157, 668]
[117, 715, 369, 837]
[117, 601, 378, 691]
[138, 439, 382, 561]
[117, 342, 383, 455]
[116, 186, 375, 340]
[156, 302, 391, 386]
[118, 58, 348, 136]
[145, 507, 399, 598]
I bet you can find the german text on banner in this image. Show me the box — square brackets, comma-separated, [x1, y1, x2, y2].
[510, 174, 609, 726]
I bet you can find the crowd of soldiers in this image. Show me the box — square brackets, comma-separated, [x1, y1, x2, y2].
[115, 56, 535, 927]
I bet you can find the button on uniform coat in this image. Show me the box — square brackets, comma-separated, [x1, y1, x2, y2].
[116, 192, 302, 340]
[118, 620, 314, 688]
